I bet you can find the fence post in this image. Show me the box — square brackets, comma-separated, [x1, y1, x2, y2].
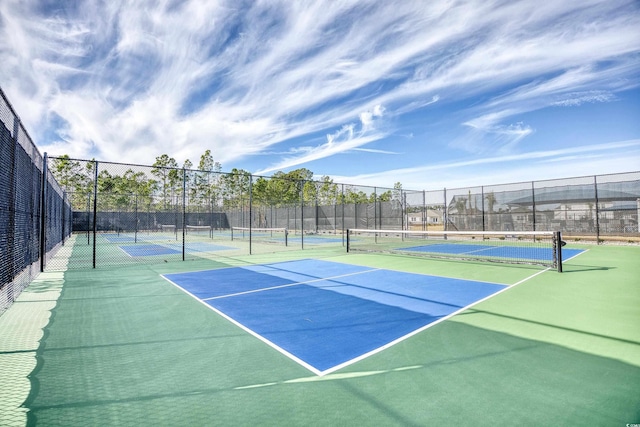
[443, 188, 447, 231]
[374, 187, 378, 230]
[249, 175, 253, 255]
[62, 191, 67, 245]
[182, 168, 186, 260]
[92, 161, 98, 268]
[40, 153, 48, 272]
[315, 188, 319, 234]
[481, 186, 485, 232]
[531, 182, 536, 232]
[86, 193, 91, 245]
[402, 191, 406, 231]
[594, 176, 600, 244]
[341, 184, 345, 246]
[134, 194, 138, 243]
[422, 190, 426, 231]
[300, 180, 305, 249]
[6, 113, 18, 295]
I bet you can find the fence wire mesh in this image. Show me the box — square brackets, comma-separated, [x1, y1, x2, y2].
[1, 85, 640, 315]
[26, 155, 640, 273]
[0, 87, 72, 317]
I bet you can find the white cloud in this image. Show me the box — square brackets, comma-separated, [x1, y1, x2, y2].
[0, 0, 638, 176]
[255, 104, 388, 175]
[331, 139, 640, 189]
[550, 91, 617, 107]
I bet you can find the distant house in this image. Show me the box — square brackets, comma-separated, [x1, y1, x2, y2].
[443, 184, 640, 233]
[407, 209, 442, 226]
[507, 187, 639, 233]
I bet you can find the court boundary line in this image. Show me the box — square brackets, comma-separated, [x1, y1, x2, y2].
[161, 260, 544, 376]
[200, 268, 382, 301]
[563, 248, 589, 263]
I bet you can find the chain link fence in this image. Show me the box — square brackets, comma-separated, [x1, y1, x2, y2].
[402, 174, 640, 244]
[45, 153, 640, 273]
[0, 87, 72, 316]
[1, 85, 639, 313]
[45, 158, 404, 268]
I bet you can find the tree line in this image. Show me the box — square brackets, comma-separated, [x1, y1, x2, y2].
[51, 151, 403, 212]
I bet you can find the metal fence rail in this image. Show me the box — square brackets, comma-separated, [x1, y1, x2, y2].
[0, 87, 73, 317]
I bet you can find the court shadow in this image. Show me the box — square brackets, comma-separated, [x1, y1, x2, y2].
[457, 308, 639, 346]
[561, 264, 614, 273]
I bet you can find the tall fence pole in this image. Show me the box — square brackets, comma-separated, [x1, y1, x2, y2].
[40, 153, 48, 272]
[7, 114, 18, 291]
[374, 187, 378, 230]
[134, 194, 138, 243]
[92, 161, 98, 269]
[86, 193, 91, 245]
[443, 188, 447, 231]
[62, 191, 67, 245]
[531, 182, 536, 232]
[249, 175, 253, 255]
[341, 184, 345, 245]
[481, 186, 485, 232]
[422, 190, 426, 231]
[594, 175, 600, 243]
[402, 191, 406, 231]
[182, 168, 186, 260]
[303, 179, 306, 246]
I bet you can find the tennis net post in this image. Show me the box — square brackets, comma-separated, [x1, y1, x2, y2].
[555, 230, 563, 273]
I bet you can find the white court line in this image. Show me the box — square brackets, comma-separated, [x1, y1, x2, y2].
[460, 246, 500, 255]
[563, 248, 589, 263]
[201, 268, 381, 301]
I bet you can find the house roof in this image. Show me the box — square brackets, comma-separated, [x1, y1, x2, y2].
[446, 180, 640, 211]
[507, 188, 639, 206]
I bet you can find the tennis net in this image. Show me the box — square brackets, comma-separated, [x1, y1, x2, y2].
[159, 224, 177, 233]
[346, 229, 564, 271]
[231, 227, 289, 246]
[185, 225, 213, 238]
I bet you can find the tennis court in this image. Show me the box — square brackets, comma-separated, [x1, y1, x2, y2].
[2, 236, 639, 426]
[163, 259, 508, 374]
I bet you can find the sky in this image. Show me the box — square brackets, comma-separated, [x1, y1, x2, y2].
[1, 0, 639, 191]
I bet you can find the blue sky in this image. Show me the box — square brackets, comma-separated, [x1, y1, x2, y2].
[1, 0, 639, 190]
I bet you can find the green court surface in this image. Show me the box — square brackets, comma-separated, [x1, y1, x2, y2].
[1, 239, 639, 426]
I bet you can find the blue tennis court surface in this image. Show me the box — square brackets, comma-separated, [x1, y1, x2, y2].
[120, 242, 234, 257]
[121, 244, 182, 256]
[163, 259, 507, 375]
[401, 243, 584, 261]
[103, 233, 180, 243]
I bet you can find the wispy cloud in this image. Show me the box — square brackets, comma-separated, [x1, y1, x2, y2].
[332, 139, 640, 189]
[550, 91, 617, 107]
[254, 104, 387, 175]
[0, 0, 638, 181]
